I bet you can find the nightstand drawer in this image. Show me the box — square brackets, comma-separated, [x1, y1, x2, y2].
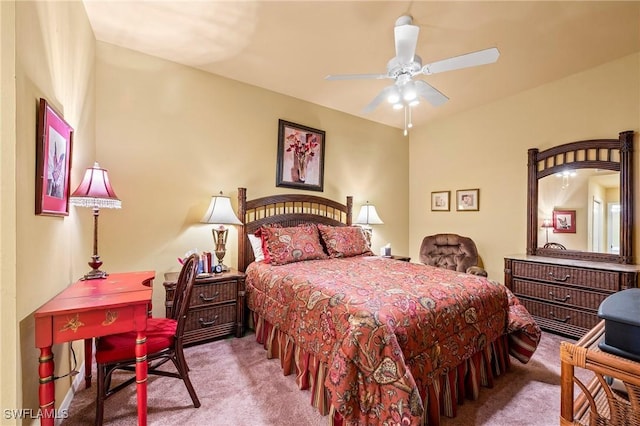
[183, 304, 236, 343]
[511, 261, 619, 291]
[512, 278, 609, 311]
[186, 303, 236, 330]
[191, 279, 237, 307]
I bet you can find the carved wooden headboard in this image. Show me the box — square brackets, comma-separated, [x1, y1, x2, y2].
[236, 188, 353, 272]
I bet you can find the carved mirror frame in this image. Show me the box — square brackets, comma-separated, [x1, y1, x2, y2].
[527, 130, 634, 264]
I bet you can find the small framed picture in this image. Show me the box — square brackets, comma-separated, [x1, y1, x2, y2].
[431, 191, 450, 211]
[456, 189, 479, 211]
[553, 209, 576, 233]
[35, 98, 73, 216]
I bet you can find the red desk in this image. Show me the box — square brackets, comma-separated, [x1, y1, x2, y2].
[35, 271, 154, 426]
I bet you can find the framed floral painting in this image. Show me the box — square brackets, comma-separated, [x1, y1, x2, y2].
[276, 119, 325, 192]
[35, 98, 73, 216]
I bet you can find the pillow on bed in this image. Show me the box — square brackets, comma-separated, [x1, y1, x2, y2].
[247, 234, 265, 262]
[317, 224, 374, 258]
[254, 224, 282, 264]
[262, 224, 328, 265]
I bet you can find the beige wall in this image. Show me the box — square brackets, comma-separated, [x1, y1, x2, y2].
[10, 0, 96, 419]
[94, 41, 410, 320]
[409, 53, 640, 279]
[1, 0, 18, 416]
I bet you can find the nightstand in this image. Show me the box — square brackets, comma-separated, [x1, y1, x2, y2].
[385, 255, 411, 262]
[163, 269, 245, 345]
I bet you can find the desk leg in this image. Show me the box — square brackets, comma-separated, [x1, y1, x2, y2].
[38, 346, 55, 426]
[135, 331, 148, 426]
[84, 338, 93, 388]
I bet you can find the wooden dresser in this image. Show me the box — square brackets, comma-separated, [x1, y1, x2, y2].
[164, 269, 245, 345]
[504, 255, 640, 339]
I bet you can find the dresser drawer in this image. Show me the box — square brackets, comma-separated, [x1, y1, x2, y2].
[520, 297, 600, 332]
[511, 261, 619, 291]
[191, 279, 237, 307]
[512, 279, 610, 311]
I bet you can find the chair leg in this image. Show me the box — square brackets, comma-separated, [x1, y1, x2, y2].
[174, 347, 200, 408]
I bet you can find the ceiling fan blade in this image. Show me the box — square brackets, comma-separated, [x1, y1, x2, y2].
[325, 73, 389, 81]
[421, 47, 500, 75]
[362, 85, 396, 114]
[394, 21, 419, 64]
[414, 80, 449, 107]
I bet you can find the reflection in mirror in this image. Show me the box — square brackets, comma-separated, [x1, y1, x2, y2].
[527, 130, 633, 264]
[538, 170, 619, 254]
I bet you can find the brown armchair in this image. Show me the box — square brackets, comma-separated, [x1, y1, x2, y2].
[419, 233, 488, 277]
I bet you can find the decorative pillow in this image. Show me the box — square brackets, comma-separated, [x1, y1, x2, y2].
[262, 224, 327, 265]
[317, 224, 374, 258]
[247, 234, 265, 262]
[255, 224, 282, 264]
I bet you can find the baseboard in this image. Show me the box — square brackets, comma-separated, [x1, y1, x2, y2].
[56, 360, 85, 426]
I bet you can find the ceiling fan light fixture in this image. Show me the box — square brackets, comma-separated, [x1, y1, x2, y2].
[392, 102, 404, 110]
[409, 99, 419, 107]
[403, 88, 417, 102]
[387, 90, 400, 104]
[402, 81, 417, 102]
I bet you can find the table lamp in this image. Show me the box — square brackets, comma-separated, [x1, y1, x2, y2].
[70, 162, 121, 280]
[201, 192, 242, 272]
[354, 201, 384, 245]
[541, 218, 554, 244]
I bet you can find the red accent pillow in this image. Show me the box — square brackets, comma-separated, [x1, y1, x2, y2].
[255, 224, 283, 264]
[317, 224, 373, 258]
[262, 224, 328, 265]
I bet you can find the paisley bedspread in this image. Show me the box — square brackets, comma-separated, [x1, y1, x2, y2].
[245, 256, 541, 425]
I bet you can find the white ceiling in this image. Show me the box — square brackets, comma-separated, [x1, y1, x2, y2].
[82, 1, 640, 130]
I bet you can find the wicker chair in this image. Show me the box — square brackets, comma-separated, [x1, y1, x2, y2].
[419, 233, 488, 277]
[94, 254, 201, 425]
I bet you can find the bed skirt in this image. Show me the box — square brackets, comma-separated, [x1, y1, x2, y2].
[251, 311, 514, 426]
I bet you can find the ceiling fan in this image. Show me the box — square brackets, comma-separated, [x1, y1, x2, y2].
[325, 15, 500, 135]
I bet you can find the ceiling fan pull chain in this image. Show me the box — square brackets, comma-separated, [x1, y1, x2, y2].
[403, 106, 408, 136]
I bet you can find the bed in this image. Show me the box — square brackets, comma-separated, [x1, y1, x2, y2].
[236, 188, 541, 425]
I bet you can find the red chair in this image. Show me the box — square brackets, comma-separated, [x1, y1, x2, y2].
[94, 254, 201, 425]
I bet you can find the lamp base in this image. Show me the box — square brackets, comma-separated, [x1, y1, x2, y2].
[80, 269, 108, 281]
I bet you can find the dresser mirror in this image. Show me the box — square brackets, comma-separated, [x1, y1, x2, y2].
[527, 131, 634, 264]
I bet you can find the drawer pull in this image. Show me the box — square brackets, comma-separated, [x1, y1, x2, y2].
[199, 292, 220, 302]
[549, 312, 571, 323]
[199, 316, 219, 327]
[548, 272, 571, 282]
[549, 292, 571, 303]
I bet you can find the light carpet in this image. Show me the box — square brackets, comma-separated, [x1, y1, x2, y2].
[62, 331, 587, 425]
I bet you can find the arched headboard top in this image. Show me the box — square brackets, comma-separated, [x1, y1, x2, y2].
[236, 188, 353, 272]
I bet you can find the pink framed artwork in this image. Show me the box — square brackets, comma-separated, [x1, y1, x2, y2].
[35, 98, 73, 216]
[276, 119, 325, 192]
[553, 209, 576, 233]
